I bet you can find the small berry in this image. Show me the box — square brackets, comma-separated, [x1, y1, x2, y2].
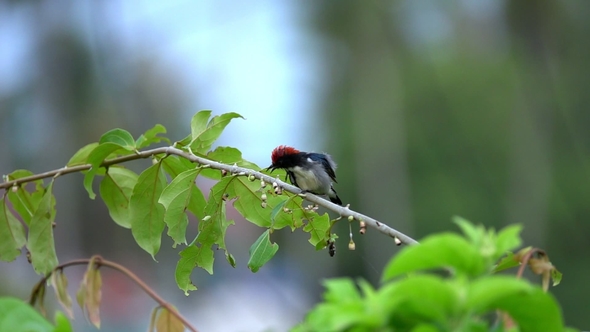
[348, 240, 356, 251]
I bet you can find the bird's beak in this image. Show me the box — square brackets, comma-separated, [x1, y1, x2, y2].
[265, 165, 276, 173]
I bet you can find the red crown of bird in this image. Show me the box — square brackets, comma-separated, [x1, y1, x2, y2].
[271, 145, 300, 164]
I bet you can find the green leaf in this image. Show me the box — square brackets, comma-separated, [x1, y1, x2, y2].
[323, 278, 362, 303]
[303, 213, 331, 247]
[129, 162, 168, 258]
[159, 168, 204, 247]
[99, 167, 138, 228]
[183, 177, 235, 277]
[552, 268, 562, 287]
[382, 233, 486, 281]
[208, 146, 261, 170]
[161, 155, 195, 179]
[453, 216, 484, 244]
[384, 275, 458, 325]
[6, 170, 44, 226]
[52, 311, 73, 332]
[99, 128, 136, 151]
[83, 142, 125, 199]
[66, 143, 99, 166]
[300, 279, 366, 331]
[198, 146, 261, 179]
[270, 200, 287, 225]
[468, 276, 564, 331]
[467, 276, 532, 310]
[136, 124, 170, 149]
[0, 297, 54, 332]
[248, 229, 279, 272]
[175, 243, 213, 295]
[495, 224, 523, 257]
[0, 198, 26, 262]
[225, 177, 271, 227]
[410, 324, 441, 332]
[27, 181, 58, 275]
[190, 110, 212, 141]
[492, 252, 521, 273]
[83, 129, 137, 199]
[189, 112, 244, 154]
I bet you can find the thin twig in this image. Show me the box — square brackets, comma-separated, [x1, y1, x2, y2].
[1, 146, 418, 245]
[30, 256, 199, 332]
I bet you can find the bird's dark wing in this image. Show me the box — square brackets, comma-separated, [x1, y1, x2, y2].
[308, 153, 337, 183]
[286, 170, 299, 187]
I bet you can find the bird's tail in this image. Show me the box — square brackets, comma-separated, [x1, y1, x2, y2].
[329, 187, 342, 205]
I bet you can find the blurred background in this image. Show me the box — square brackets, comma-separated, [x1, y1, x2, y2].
[1, 0, 589, 330]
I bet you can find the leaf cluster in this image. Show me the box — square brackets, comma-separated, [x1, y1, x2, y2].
[294, 217, 574, 332]
[1, 110, 334, 294]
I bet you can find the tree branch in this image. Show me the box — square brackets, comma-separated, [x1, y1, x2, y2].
[1, 146, 418, 245]
[30, 256, 199, 332]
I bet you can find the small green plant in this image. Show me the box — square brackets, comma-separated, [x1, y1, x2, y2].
[293, 217, 573, 332]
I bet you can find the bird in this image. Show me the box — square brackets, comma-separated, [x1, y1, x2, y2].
[267, 145, 342, 205]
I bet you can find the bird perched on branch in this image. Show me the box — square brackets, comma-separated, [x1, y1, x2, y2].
[267, 145, 342, 205]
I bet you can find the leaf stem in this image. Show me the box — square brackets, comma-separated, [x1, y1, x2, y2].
[30, 256, 199, 332]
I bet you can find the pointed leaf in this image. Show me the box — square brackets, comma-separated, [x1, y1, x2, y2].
[175, 244, 213, 295]
[130, 162, 168, 258]
[382, 233, 486, 281]
[190, 110, 212, 141]
[136, 124, 170, 149]
[195, 179, 235, 266]
[155, 307, 184, 332]
[453, 216, 485, 244]
[493, 252, 521, 273]
[189, 112, 243, 154]
[6, 170, 44, 226]
[159, 168, 204, 247]
[248, 230, 279, 272]
[83, 142, 125, 199]
[225, 177, 271, 228]
[495, 224, 523, 257]
[207, 146, 261, 170]
[27, 181, 58, 275]
[99, 167, 138, 228]
[99, 128, 136, 151]
[77, 259, 102, 329]
[85, 268, 102, 328]
[224, 176, 304, 230]
[50, 269, 74, 319]
[0, 198, 26, 262]
[67, 143, 99, 166]
[303, 213, 331, 247]
[149, 307, 159, 332]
